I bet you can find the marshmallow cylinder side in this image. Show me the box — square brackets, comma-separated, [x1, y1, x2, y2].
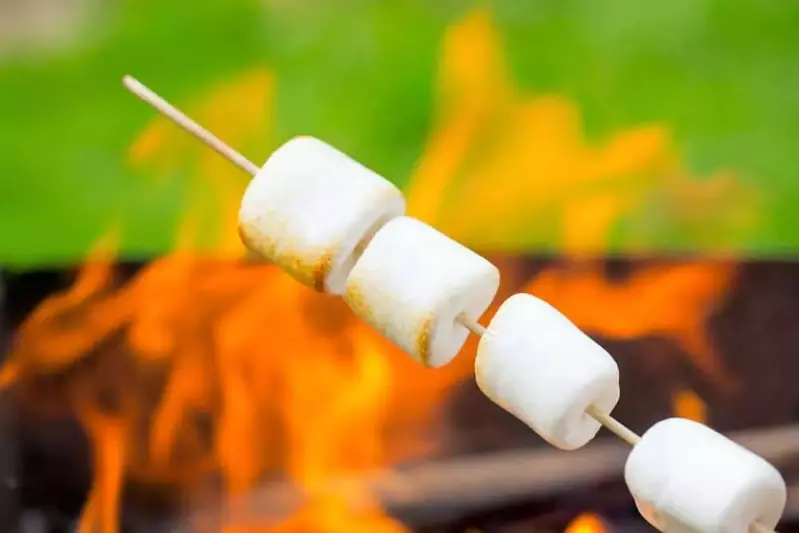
[238, 136, 405, 294]
[625, 418, 787, 533]
[344, 216, 500, 367]
[475, 293, 620, 450]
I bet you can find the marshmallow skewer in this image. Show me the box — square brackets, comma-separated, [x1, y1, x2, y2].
[122, 75, 637, 445]
[461, 310, 643, 445]
[123, 76, 782, 533]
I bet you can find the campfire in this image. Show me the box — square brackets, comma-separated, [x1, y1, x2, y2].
[2, 6, 797, 533]
[1, 241, 757, 533]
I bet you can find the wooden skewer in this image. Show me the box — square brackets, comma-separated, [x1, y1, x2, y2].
[124, 73, 642, 447]
[585, 403, 641, 445]
[456, 313, 641, 446]
[122, 75, 775, 532]
[456, 314, 486, 336]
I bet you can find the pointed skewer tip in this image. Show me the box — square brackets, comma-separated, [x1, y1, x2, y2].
[122, 74, 136, 90]
[120, 74, 259, 176]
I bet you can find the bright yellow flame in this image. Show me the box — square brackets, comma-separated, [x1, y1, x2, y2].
[565, 513, 607, 533]
[406, 7, 758, 254]
[672, 388, 708, 423]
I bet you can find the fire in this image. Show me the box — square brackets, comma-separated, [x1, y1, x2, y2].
[6, 239, 475, 533]
[406, 8, 758, 254]
[523, 260, 738, 390]
[2, 7, 753, 533]
[672, 388, 708, 423]
[565, 513, 608, 533]
[0, 227, 120, 387]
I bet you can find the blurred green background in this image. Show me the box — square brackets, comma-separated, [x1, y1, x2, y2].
[1, 0, 799, 267]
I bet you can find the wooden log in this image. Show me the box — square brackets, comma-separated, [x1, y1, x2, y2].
[0, 271, 18, 530]
[187, 423, 799, 530]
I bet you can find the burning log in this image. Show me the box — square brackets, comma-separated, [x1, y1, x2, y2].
[188, 423, 799, 531]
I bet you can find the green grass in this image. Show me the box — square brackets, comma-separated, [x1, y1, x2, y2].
[1, 0, 798, 267]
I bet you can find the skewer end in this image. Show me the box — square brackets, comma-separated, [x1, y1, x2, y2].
[122, 75, 145, 96]
[120, 73, 259, 176]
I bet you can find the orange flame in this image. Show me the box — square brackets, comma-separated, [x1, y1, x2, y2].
[524, 260, 738, 390]
[6, 246, 481, 533]
[0, 226, 121, 387]
[406, 8, 758, 254]
[565, 513, 608, 533]
[672, 388, 708, 423]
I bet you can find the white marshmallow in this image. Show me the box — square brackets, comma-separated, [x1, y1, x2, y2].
[625, 418, 786, 533]
[238, 136, 405, 294]
[474, 293, 620, 450]
[344, 216, 499, 367]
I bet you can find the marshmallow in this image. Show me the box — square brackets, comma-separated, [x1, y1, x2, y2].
[474, 293, 620, 450]
[238, 136, 405, 294]
[625, 418, 786, 533]
[344, 216, 499, 367]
